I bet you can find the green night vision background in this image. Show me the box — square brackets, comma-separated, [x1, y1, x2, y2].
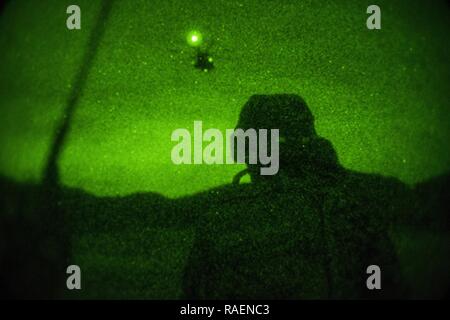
[0, 0, 449, 298]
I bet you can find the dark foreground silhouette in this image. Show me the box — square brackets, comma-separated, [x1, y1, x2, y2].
[179, 94, 423, 299]
[0, 94, 449, 299]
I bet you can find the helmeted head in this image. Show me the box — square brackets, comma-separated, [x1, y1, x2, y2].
[233, 94, 339, 183]
[237, 94, 316, 140]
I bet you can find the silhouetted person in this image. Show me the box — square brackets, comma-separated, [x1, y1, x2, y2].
[1, 93, 447, 298]
[181, 94, 411, 299]
[194, 49, 214, 72]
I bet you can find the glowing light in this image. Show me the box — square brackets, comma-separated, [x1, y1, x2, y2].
[187, 31, 202, 47]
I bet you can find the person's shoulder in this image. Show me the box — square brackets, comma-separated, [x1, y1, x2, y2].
[411, 172, 450, 230]
[340, 170, 413, 224]
[344, 170, 410, 195]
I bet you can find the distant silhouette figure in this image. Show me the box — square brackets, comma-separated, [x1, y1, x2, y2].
[181, 94, 412, 299]
[194, 49, 214, 72]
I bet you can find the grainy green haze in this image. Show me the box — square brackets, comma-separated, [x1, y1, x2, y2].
[0, 0, 449, 199]
[1, 0, 449, 300]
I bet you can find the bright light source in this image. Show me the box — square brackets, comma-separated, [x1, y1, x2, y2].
[187, 31, 202, 47]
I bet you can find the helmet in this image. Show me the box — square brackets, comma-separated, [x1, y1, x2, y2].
[236, 94, 317, 142]
[233, 94, 339, 183]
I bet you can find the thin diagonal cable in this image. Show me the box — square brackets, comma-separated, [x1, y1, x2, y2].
[43, 0, 115, 187]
